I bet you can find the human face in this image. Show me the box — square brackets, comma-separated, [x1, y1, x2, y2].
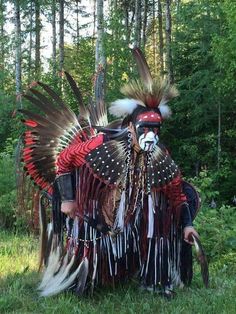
[135, 121, 160, 152]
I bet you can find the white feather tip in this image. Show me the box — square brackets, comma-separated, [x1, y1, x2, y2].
[159, 104, 172, 119]
[109, 99, 144, 118]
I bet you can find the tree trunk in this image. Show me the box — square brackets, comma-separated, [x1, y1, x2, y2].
[124, 1, 134, 45]
[28, 0, 33, 83]
[152, 0, 157, 75]
[75, 0, 80, 50]
[15, 0, 22, 108]
[165, 0, 174, 83]
[195, 160, 200, 177]
[157, 0, 164, 74]
[95, 0, 106, 102]
[52, 0, 57, 77]
[142, 0, 148, 48]
[176, 0, 181, 12]
[95, 0, 105, 70]
[0, 0, 5, 68]
[59, 0, 64, 74]
[113, 0, 117, 11]
[124, 4, 129, 44]
[134, 0, 142, 48]
[93, 0, 96, 41]
[35, 0, 41, 79]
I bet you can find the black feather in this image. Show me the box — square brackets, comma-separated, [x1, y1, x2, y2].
[26, 90, 63, 118]
[19, 109, 64, 132]
[64, 72, 84, 108]
[132, 48, 153, 88]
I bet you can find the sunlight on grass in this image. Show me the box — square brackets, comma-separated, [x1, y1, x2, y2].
[0, 232, 38, 277]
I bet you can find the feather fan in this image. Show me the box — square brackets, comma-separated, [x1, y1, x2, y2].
[20, 73, 110, 192]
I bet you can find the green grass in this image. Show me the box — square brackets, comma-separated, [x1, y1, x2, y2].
[0, 231, 236, 314]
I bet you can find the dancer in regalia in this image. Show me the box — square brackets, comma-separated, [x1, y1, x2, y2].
[20, 48, 208, 298]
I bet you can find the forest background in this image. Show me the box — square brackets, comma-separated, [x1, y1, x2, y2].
[0, 0, 236, 313]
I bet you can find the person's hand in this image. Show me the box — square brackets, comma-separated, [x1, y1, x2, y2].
[183, 226, 199, 245]
[61, 201, 77, 218]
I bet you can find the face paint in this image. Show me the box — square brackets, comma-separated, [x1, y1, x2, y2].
[136, 122, 160, 152]
[134, 110, 162, 152]
[138, 130, 159, 151]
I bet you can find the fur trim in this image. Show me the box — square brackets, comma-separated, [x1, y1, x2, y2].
[159, 104, 172, 119]
[109, 98, 145, 118]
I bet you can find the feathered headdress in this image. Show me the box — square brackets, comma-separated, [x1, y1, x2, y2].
[109, 48, 179, 119]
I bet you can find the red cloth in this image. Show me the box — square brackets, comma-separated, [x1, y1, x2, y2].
[56, 134, 104, 175]
[161, 176, 187, 209]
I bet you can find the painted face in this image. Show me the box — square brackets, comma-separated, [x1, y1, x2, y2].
[135, 111, 162, 152]
[136, 123, 160, 151]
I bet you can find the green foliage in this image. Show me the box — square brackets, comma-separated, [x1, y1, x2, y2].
[190, 170, 219, 205]
[195, 204, 236, 263]
[0, 155, 17, 229]
[0, 190, 16, 229]
[0, 154, 16, 197]
[63, 39, 95, 110]
[158, 0, 236, 206]
[0, 93, 16, 151]
[211, 0, 236, 162]
[212, 0, 236, 95]
[104, 8, 135, 103]
[189, 164, 236, 207]
[212, 158, 236, 204]
[0, 148, 31, 231]
[0, 137, 19, 157]
[188, 170, 236, 265]
[164, 0, 222, 176]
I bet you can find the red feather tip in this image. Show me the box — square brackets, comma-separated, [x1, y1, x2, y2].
[23, 155, 32, 162]
[23, 147, 33, 153]
[25, 138, 35, 145]
[24, 120, 38, 127]
[25, 130, 32, 136]
[26, 163, 37, 171]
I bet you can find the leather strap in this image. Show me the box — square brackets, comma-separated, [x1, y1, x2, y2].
[55, 173, 75, 202]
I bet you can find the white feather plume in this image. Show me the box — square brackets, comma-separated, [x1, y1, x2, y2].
[38, 245, 61, 290]
[40, 254, 76, 297]
[159, 103, 172, 119]
[109, 98, 145, 118]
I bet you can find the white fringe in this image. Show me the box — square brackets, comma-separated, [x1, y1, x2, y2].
[147, 194, 155, 238]
[114, 190, 126, 230]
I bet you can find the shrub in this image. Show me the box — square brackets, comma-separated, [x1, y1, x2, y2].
[0, 154, 17, 229]
[189, 170, 219, 206]
[194, 204, 236, 262]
